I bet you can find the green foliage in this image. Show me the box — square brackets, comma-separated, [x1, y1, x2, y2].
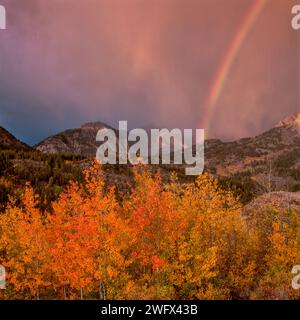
[274, 150, 300, 176]
[219, 172, 258, 204]
[0, 150, 84, 211]
[292, 183, 300, 192]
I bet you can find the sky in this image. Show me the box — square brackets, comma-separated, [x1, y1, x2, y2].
[0, 0, 299, 145]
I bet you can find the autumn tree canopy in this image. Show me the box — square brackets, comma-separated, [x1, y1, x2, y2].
[0, 163, 299, 300]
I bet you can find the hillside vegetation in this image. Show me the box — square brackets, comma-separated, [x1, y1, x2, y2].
[0, 163, 299, 300]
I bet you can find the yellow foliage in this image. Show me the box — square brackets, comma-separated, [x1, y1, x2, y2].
[0, 164, 299, 300]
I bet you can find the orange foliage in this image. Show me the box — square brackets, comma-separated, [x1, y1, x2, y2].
[0, 163, 299, 300]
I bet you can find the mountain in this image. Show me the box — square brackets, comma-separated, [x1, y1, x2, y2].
[35, 122, 116, 157]
[243, 191, 300, 217]
[35, 114, 300, 194]
[204, 113, 300, 194]
[275, 113, 300, 131]
[206, 113, 300, 171]
[0, 126, 30, 151]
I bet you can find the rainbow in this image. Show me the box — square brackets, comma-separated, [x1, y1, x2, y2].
[202, 0, 267, 134]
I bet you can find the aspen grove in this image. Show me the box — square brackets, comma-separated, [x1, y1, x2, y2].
[0, 162, 299, 300]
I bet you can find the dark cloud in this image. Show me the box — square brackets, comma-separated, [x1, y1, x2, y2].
[0, 0, 299, 145]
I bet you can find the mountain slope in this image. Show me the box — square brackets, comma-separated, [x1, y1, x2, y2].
[243, 191, 300, 216]
[35, 122, 116, 157]
[205, 113, 300, 194]
[0, 127, 30, 151]
[35, 114, 300, 195]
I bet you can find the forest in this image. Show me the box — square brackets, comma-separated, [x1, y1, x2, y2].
[0, 161, 299, 300]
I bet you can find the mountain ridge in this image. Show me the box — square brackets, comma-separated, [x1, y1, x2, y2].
[1, 113, 299, 201]
[34, 113, 300, 156]
[35, 122, 117, 157]
[0, 126, 31, 151]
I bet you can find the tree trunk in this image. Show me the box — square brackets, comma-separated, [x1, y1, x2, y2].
[63, 286, 67, 300]
[99, 281, 106, 300]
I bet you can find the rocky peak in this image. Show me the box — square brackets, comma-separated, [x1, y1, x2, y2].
[80, 122, 109, 130]
[276, 113, 300, 131]
[35, 121, 117, 157]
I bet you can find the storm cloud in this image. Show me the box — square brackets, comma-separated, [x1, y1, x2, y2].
[0, 0, 299, 145]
